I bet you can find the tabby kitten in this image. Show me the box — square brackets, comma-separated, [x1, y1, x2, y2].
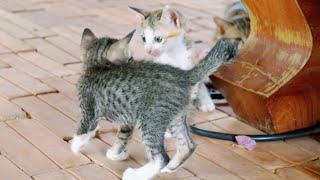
[213, 1, 250, 46]
[129, 6, 216, 112]
[71, 28, 238, 180]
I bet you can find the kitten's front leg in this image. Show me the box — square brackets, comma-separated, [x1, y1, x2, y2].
[196, 83, 215, 112]
[106, 125, 133, 161]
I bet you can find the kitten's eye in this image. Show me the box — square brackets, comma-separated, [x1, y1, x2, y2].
[142, 35, 146, 42]
[154, 36, 163, 43]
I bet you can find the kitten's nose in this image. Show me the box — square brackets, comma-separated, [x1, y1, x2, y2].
[146, 48, 152, 54]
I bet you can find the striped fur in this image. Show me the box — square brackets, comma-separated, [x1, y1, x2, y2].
[71, 28, 238, 180]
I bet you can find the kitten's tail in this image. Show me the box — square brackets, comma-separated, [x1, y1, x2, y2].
[187, 38, 239, 84]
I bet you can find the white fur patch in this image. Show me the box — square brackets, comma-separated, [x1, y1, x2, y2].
[154, 33, 193, 70]
[106, 148, 129, 161]
[164, 131, 173, 139]
[160, 166, 175, 173]
[197, 83, 215, 112]
[123, 161, 161, 180]
[70, 130, 95, 153]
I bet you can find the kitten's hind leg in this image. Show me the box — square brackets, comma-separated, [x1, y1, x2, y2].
[71, 93, 99, 153]
[123, 119, 170, 180]
[197, 83, 215, 112]
[71, 119, 99, 153]
[107, 125, 134, 161]
[161, 114, 196, 173]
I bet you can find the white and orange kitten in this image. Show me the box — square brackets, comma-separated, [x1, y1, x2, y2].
[129, 5, 215, 112]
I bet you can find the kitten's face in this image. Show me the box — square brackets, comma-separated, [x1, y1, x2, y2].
[80, 28, 135, 65]
[129, 6, 185, 57]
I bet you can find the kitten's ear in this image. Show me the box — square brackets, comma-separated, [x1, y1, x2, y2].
[128, 6, 150, 21]
[80, 28, 97, 61]
[213, 16, 232, 34]
[106, 30, 136, 64]
[160, 5, 182, 28]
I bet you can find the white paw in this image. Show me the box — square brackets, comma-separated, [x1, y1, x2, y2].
[123, 167, 146, 180]
[70, 140, 81, 154]
[70, 136, 85, 154]
[123, 167, 135, 180]
[160, 166, 174, 173]
[106, 148, 129, 161]
[198, 102, 216, 112]
[164, 131, 173, 139]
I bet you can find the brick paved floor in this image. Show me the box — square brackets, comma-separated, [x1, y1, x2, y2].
[0, 0, 319, 179]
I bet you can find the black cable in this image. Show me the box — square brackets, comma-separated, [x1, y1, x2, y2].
[190, 123, 320, 142]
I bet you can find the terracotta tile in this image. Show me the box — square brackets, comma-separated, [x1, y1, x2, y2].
[0, 43, 11, 54]
[0, 54, 54, 79]
[8, 119, 90, 168]
[68, 164, 119, 180]
[196, 143, 282, 179]
[184, 153, 241, 180]
[45, 36, 80, 58]
[65, 63, 83, 73]
[275, 166, 320, 180]
[12, 96, 76, 138]
[24, 38, 80, 65]
[0, 76, 31, 99]
[0, 18, 36, 39]
[191, 110, 229, 122]
[0, 9, 55, 38]
[81, 138, 140, 178]
[41, 77, 77, 100]
[231, 147, 291, 172]
[303, 159, 320, 175]
[0, 68, 56, 95]
[18, 52, 76, 77]
[0, 96, 26, 121]
[179, 177, 202, 180]
[0, 30, 34, 52]
[38, 93, 80, 121]
[259, 141, 317, 164]
[50, 26, 81, 44]
[63, 74, 81, 85]
[0, 122, 59, 175]
[0, 156, 32, 180]
[33, 170, 77, 180]
[285, 137, 320, 157]
[95, 7, 138, 26]
[0, 60, 10, 69]
[16, 10, 66, 28]
[40, 2, 92, 18]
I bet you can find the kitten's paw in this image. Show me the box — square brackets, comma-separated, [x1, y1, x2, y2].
[106, 148, 129, 161]
[160, 166, 175, 173]
[164, 131, 173, 139]
[198, 102, 216, 112]
[123, 167, 135, 180]
[123, 167, 146, 180]
[70, 135, 85, 154]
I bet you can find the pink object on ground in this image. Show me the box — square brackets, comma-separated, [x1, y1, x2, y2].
[235, 135, 256, 150]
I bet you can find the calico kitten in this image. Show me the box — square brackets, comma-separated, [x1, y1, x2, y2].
[129, 6, 216, 112]
[213, 1, 250, 46]
[71, 28, 238, 180]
